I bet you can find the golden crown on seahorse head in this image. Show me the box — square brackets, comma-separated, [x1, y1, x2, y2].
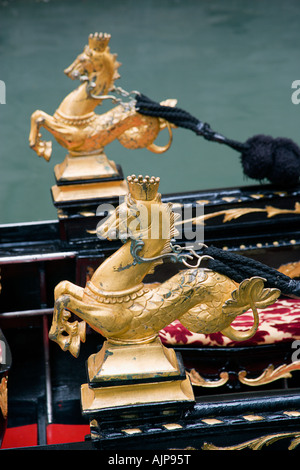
[88, 32, 111, 52]
[127, 175, 160, 201]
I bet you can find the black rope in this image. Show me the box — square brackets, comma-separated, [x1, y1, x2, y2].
[199, 245, 300, 298]
[135, 94, 300, 295]
[135, 94, 300, 187]
[135, 94, 246, 148]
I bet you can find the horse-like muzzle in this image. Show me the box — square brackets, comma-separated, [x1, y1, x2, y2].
[97, 222, 131, 242]
[64, 54, 89, 80]
[96, 202, 138, 242]
[64, 62, 82, 80]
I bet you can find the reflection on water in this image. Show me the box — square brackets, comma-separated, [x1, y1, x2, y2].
[1, 0, 300, 223]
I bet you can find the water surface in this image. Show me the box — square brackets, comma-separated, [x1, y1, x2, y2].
[1, 0, 300, 223]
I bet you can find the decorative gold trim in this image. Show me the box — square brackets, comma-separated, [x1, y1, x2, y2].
[188, 368, 229, 388]
[178, 202, 300, 227]
[242, 414, 264, 422]
[284, 411, 300, 417]
[201, 418, 223, 425]
[54, 110, 97, 126]
[189, 362, 300, 388]
[122, 428, 142, 435]
[85, 281, 146, 304]
[202, 431, 300, 450]
[89, 202, 300, 237]
[239, 362, 300, 386]
[163, 423, 182, 430]
[0, 376, 8, 419]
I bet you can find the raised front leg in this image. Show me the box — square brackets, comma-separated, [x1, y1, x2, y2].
[29, 110, 53, 161]
[49, 281, 86, 358]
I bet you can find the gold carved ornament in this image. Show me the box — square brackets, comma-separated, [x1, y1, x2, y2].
[48, 175, 280, 357]
[202, 431, 300, 451]
[29, 32, 176, 177]
[179, 201, 300, 228]
[46, 175, 281, 423]
[171, 431, 300, 451]
[0, 377, 8, 420]
[189, 362, 300, 388]
[83, 198, 300, 389]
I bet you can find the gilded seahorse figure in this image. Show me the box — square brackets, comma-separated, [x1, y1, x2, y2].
[29, 33, 175, 181]
[49, 175, 280, 357]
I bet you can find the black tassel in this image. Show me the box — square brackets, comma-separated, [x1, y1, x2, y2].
[241, 135, 300, 186]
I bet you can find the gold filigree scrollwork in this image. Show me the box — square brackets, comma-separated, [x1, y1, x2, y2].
[238, 361, 300, 386]
[202, 431, 300, 450]
[0, 376, 8, 419]
[178, 202, 300, 227]
[190, 362, 300, 389]
[188, 368, 229, 388]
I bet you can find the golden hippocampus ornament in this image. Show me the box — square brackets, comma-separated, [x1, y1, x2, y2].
[49, 175, 280, 423]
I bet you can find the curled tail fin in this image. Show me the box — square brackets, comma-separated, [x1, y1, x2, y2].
[221, 277, 280, 342]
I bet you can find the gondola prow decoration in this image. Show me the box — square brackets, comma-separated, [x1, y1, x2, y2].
[28, 33, 176, 205]
[48, 175, 281, 437]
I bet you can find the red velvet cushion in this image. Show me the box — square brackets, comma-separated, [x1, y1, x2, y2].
[159, 299, 300, 347]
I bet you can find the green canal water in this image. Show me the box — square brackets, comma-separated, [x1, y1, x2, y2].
[1, 0, 300, 223]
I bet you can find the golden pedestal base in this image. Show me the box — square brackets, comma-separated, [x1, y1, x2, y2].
[52, 179, 128, 204]
[51, 152, 127, 205]
[81, 376, 194, 414]
[87, 339, 185, 385]
[81, 338, 195, 423]
[54, 153, 119, 182]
